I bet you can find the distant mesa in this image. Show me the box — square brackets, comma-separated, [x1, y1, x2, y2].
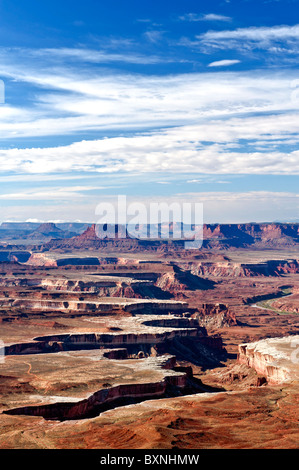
[41, 222, 299, 252]
[41, 223, 141, 251]
[34, 222, 62, 233]
[28, 222, 62, 238]
[27, 222, 76, 240]
[0, 222, 90, 242]
[64, 223, 129, 241]
[201, 223, 299, 249]
[0, 222, 299, 251]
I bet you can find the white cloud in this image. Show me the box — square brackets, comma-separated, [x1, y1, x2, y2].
[1, 113, 299, 176]
[25, 218, 43, 223]
[177, 190, 299, 201]
[1, 190, 298, 224]
[0, 186, 101, 200]
[200, 23, 299, 41]
[0, 203, 97, 224]
[0, 57, 298, 140]
[208, 59, 241, 67]
[159, 191, 299, 223]
[34, 47, 166, 65]
[0, 47, 299, 182]
[196, 23, 299, 51]
[0, 174, 98, 183]
[144, 30, 165, 43]
[179, 13, 232, 22]
[202, 14, 232, 22]
[186, 178, 230, 184]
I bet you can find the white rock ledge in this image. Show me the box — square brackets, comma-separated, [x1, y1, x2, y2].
[238, 335, 299, 385]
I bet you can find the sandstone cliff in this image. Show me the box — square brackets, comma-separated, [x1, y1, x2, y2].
[193, 303, 237, 329]
[238, 335, 299, 384]
[3, 355, 189, 421]
[187, 259, 299, 278]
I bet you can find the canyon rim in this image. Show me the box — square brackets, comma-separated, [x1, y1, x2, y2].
[0, 0, 299, 461]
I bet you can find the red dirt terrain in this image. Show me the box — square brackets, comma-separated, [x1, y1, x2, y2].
[0, 223, 299, 450]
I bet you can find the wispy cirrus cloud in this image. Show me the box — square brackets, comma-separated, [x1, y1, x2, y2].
[4, 46, 168, 66]
[1, 47, 299, 182]
[179, 13, 232, 22]
[0, 44, 298, 141]
[144, 30, 165, 43]
[0, 186, 100, 200]
[196, 23, 299, 51]
[208, 59, 241, 67]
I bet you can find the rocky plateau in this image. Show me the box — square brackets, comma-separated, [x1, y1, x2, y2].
[0, 222, 298, 449]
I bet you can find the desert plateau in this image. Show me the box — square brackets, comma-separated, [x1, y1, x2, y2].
[1, 0, 299, 458]
[0, 222, 298, 451]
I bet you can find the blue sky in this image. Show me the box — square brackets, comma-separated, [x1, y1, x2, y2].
[0, 0, 299, 223]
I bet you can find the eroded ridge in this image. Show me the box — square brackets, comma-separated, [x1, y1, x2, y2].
[0, 225, 299, 449]
[1, 311, 226, 421]
[238, 335, 299, 384]
[3, 313, 216, 355]
[3, 354, 196, 421]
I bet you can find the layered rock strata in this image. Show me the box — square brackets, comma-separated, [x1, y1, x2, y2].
[4, 355, 189, 421]
[0, 297, 188, 314]
[193, 303, 237, 329]
[238, 335, 299, 384]
[4, 327, 200, 355]
[187, 259, 299, 278]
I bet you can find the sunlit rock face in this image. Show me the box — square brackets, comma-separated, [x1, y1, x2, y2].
[238, 335, 299, 384]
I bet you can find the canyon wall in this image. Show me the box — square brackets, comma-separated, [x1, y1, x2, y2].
[238, 335, 299, 384]
[187, 259, 299, 278]
[194, 303, 237, 329]
[3, 355, 189, 421]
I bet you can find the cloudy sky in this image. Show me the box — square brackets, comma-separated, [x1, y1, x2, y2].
[0, 0, 299, 223]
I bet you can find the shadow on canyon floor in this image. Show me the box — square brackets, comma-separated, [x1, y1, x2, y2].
[3, 375, 225, 422]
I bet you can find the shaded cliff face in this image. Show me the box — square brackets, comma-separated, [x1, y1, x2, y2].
[155, 266, 215, 297]
[3, 354, 189, 421]
[0, 251, 31, 263]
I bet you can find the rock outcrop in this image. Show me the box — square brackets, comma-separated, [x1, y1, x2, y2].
[186, 259, 299, 278]
[193, 303, 237, 329]
[238, 335, 299, 384]
[27, 223, 63, 239]
[41, 224, 141, 251]
[202, 223, 299, 248]
[271, 294, 299, 313]
[4, 355, 190, 421]
[155, 266, 215, 296]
